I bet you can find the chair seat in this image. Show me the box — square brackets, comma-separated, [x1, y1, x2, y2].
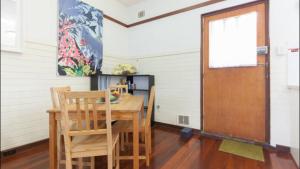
[113, 119, 145, 133]
[71, 131, 119, 158]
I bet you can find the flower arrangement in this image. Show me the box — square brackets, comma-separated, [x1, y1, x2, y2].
[112, 64, 137, 75]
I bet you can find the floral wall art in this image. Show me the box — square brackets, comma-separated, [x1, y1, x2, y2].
[58, 0, 103, 76]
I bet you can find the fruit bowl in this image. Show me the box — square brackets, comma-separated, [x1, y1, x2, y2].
[97, 94, 119, 103]
[109, 94, 119, 102]
[111, 90, 121, 97]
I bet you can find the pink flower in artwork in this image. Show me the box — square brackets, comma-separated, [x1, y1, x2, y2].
[58, 20, 80, 67]
[58, 19, 92, 71]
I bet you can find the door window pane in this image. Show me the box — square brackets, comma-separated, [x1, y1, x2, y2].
[209, 12, 257, 68]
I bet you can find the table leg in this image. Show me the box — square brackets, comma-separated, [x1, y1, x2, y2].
[141, 102, 145, 120]
[141, 103, 145, 142]
[49, 112, 58, 169]
[133, 112, 139, 169]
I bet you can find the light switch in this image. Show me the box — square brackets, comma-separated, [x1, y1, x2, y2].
[275, 46, 287, 56]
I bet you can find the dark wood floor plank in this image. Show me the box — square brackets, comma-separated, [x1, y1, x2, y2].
[1, 125, 298, 169]
[160, 137, 199, 169]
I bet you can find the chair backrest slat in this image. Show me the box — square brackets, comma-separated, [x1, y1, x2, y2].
[76, 98, 83, 130]
[58, 90, 111, 138]
[84, 98, 90, 130]
[50, 86, 71, 109]
[146, 86, 155, 129]
[91, 98, 98, 129]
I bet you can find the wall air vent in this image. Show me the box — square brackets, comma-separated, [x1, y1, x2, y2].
[178, 115, 190, 126]
[138, 10, 145, 18]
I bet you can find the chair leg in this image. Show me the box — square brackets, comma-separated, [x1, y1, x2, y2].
[107, 155, 113, 169]
[125, 132, 129, 144]
[57, 123, 62, 169]
[116, 141, 120, 169]
[91, 157, 95, 169]
[78, 158, 83, 169]
[145, 132, 150, 167]
[113, 148, 116, 167]
[121, 133, 125, 151]
[144, 131, 150, 167]
[149, 128, 152, 154]
[141, 132, 145, 143]
[65, 152, 72, 169]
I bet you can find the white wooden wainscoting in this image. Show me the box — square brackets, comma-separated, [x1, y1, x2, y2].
[0, 41, 127, 151]
[135, 50, 201, 129]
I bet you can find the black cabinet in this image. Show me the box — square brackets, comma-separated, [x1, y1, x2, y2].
[91, 74, 155, 125]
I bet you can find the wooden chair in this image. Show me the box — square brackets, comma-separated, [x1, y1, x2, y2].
[110, 85, 131, 150]
[110, 85, 128, 95]
[113, 86, 155, 166]
[58, 90, 120, 169]
[51, 86, 91, 169]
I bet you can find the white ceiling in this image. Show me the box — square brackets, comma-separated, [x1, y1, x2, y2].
[117, 0, 144, 6]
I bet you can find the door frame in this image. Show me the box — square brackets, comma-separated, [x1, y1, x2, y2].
[200, 0, 270, 144]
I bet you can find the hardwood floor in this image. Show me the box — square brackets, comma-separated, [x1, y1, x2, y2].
[1, 125, 298, 169]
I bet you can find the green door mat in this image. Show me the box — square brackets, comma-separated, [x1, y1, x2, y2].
[219, 139, 264, 162]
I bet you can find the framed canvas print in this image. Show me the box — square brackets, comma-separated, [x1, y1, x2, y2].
[58, 0, 103, 76]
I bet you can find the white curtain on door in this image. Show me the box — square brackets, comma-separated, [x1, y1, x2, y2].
[209, 12, 257, 68]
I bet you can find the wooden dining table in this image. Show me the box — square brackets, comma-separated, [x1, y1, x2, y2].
[47, 95, 144, 169]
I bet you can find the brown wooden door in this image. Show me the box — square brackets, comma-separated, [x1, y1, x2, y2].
[202, 2, 268, 142]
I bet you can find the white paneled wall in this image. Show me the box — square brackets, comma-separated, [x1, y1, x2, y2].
[0, 41, 127, 151]
[1, 0, 130, 151]
[136, 51, 201, 129]
[269, 0, 299, 164]
[1, 42, 87, 150]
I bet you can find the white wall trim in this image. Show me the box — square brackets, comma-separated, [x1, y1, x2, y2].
[130, 49, 200, 60]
